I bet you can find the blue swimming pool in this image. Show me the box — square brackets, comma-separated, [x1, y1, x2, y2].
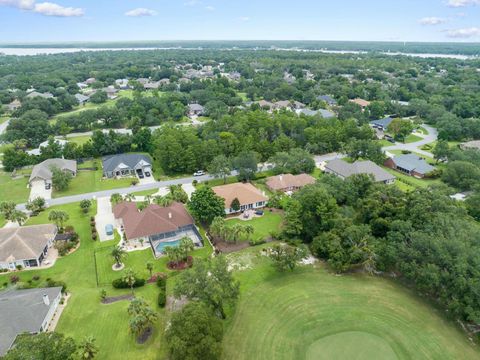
[155, 239, 181, 253]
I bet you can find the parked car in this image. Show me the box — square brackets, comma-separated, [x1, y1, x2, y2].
[45, 183, 51, 190]
[105, 224, 114, 236]
[193, 170, 205, 176]
[145, 171, 151, 177]
[138, 173, 145, 179]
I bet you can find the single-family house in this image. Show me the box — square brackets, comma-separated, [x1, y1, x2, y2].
[102, 153, 152, 178]
[384, 154, 435, 178]
[85, 77, 96, 85]
[317, 95, 337, 106]
[266, 173, 316, 193]
[212, 183, 268, 214]
[296, 108, 335, 119]
[370, 117, 394, 131]
[349, 98, 371, 109]
[144, 81, 161, 90]
[460, 140, 480, 151]
[115, 79, 130, 89]
[26, 91, 54, 99]
[74, 93, 90, 105]
[325, 159, 396, 184]
[76, 82, 88, 89]
[105, 86, 118, 100]
[113, 202, 202, 257]
[0, 224, 57, 270]
[0, 287, 63, 356]
[29, 158, 77, 187]
[27, 139, 69, 156]
[257, 100, 274, 110]
[5, 99, 21, 112]
[188, 103, 205, 116]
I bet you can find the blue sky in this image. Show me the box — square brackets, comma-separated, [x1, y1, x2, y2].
[0, 0, 479, 43]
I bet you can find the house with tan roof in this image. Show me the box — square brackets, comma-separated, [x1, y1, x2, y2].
[349, 98, 371, 109]
[113, 202, 202, 257]
[0, 224, 57, 270]
[266, 173, 316, 193]
[29, 158, 77, 187]
[212, 183, 268, 214]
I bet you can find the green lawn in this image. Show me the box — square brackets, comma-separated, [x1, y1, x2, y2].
[223, 252, 480, 360]
[377, 139, 395, 147]
[404, 134, 423, 144]
[0, 171, 30, 203]
[53, 160, 134, 198]
[225, 211, 283, 242]
[66, 135, 92, 146]
[0, 202, 212, 360]
[383, 167, 441, 189]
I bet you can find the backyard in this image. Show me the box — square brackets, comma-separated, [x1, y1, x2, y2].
[222, 249, 480, 360]
[225, 210, 283, 242]
[0, 171, 30, 203]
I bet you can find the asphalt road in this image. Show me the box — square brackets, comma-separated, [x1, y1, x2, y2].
[382, 124, 437, 157]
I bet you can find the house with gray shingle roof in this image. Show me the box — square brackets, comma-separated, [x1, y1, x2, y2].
[296, 108, 335, 119]
[0, 224, 57, 270]
[74, 93, 90, 105]
[325, 159, 396, 184]
[317, 95, 337, 106]
[370, 117, 394, 131]
[384, 154, 435, 178]
[102, 153, 152, 178]
[29, 159, 77, 186]
[0, 287, 63, 356]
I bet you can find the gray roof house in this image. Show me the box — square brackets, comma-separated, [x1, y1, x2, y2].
[317, 95, 337, 106]
[0, 287, 63, 356]
[29, 159, 77, 186]
[385, 154, 435, 178]
[74, 93, 90, 105]
[188, 103, 205, 116]
[102, 153, 152, 178]
[26, 91, 54, 99]
[0, 224, 57, 270]
[370, 117, 394, 131]
[27, 139, 69, 156]
[325, 159, 396, 184]
[296, 108, 335, 119]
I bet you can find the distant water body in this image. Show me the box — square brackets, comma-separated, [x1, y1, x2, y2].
[0, 47, 477, 60]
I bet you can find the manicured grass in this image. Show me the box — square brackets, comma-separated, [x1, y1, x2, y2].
[0, 202, 212, 359]
[0, 171, 30, 203]
[223, 254, 480, 360]
[53, 160, 134, 198]
[225, 211, 283, 242]
[0, 214, 6, 227]
[67, 135, 92, 146]
[377, 139, 395, 147]
[417, 126, 429, 135]
[0, 115, 9, 125]
[382, 167, 441, 189]
[405, 134, 423, 143]
[131, 188, 159, 197]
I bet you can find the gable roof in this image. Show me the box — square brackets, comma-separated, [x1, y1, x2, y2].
[266, 173, 316, 191]
[460, 140, 480, 150]
[317, 95, 337, 105]
[212, 183, 268, 208]
[29, 159, 77, 183]
[370, 117, 393, 128]
[74, 93, 89, 103]
[102, 154, 152, 173]
[297, 108, 335, 118]
[349, 98, 371, 107]
[390, 154, 435, 175]
[188, 103, 204, 112]
[326, 159, 396, 183]
[113, 202, 194, 240]
[0, 224, 57, 263]
[0, 287, 62, 356]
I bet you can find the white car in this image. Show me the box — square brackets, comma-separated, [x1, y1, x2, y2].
[193, 170, 205, 176]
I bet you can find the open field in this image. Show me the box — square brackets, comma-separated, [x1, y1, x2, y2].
[223, 256, 480, 360]
[225, 211, 283, 242]
[0, 171, 30, 203]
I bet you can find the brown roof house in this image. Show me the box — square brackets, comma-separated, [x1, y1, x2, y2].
[349, 98, 371, 109]
[113, 202, 202, 256]
[266, 174, 316, 193]
[212, 183, 268, 214]
[0, 224, 57, 271]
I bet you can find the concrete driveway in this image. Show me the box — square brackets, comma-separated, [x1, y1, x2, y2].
[95, 197, 116, 242]
[182, 183, 195, 200]
[29, 180, 51, 201]
[138, 174, 156, 185]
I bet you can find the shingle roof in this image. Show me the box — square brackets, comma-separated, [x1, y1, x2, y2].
[326, 159, 396, 183]
[349, 98, 371, 107]
[370, 117, 394, 128]
[188, 104, 204, 111]
[102, 154, 152, 173]
[212, 183, 267, 208]
[266, 173, 316, 191]
[29, 159, 77, 183]
[317, 95, 337, 105]
[297, 108, 335, 118]
[0, 287, 62, 356]
[460, 140, 480, 150]
[113, 202, 194, 240]
[390, 154, 435, 175]
[74, 93, 89, 103]
[0, 224, 57, 263]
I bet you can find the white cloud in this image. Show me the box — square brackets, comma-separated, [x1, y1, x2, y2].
[125, 7, 157, 17]
[239, 16, 250, 22]
[446, 27, 480, 38]
[33, 2, 83, 16]
[446, 0, 480, 7]
[0, 0, 34, 9]
[418, 17, 447, 25]
[205, 5, 214, 11]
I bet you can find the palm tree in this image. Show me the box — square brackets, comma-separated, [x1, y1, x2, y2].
[127, 297, 158, 338]
[179, 237, 195, 261]
[152, 195, 173, 207]
[145, 194, 153, 204]
[124, 193, 135, 202]
[0, 201, 17, 220]
[11, 210, 28, 226]
[78, 336, 98, 360]
[164, 246, 182, 266]
[111, 246, 127, 268]
[209, 216, 225, 239]
[244, 224, 255, 242]
[110, 193, 123, 205]
[48, 210, 69, 230]
[230, 224, 245, 243]
[123, 268, 136, 295]
[146, 262, 154, 277]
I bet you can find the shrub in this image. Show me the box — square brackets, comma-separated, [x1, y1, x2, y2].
[90, 216, 95, 222]
[192, 179, 198, 186]
[158, 289, 166, 308]
[64, 225, 74, 233]
[156, 275, 167, 289]
[249, 238, 266, 246]
[47, 279, 67, 293]
[100, 289, 107, 302]
[112, 277, 145, 289]
[92, 233, 97, 240]
[32, 275, 40, 281]
[0, 269, 9, 273]
[54, 241, 77, 256]
[15, 264, 23, 271]
[10, 275, 19, 284]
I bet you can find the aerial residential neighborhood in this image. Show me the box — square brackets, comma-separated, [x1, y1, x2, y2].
[1, 1, 480, 360]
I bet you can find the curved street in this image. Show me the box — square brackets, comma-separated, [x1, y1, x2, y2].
[382, 124, 438, 158]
